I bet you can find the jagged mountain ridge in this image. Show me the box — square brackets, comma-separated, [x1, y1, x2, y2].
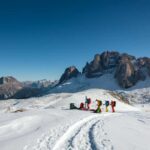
[0, 51, 150, 100]
[59, 51, 150, 88]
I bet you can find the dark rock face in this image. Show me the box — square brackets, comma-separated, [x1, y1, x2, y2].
[83, 51, 120, 77]
[137, 57, 150, 76]
[90, 54, 102, 72]
[0, 76, 23, 99]
[0, 76, 57, 100]
[101, 51, 120, 69]
[114, 55, 137, 88]
[135, 69, 146, 81]
[59, 66, 80, 84]
[82, 51, 150, 88]
[0, 76, 19, 85]
[147, 63, 150, 76]
[83, 54, 103, 78]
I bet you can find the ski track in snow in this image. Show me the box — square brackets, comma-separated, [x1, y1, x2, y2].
[52, 114, 113, 150]
[24, 114, 114, 150]
[23, 123, 71, 150]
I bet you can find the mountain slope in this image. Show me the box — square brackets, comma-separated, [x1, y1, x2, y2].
[0, 76, 57, 100]
[0, 76, 23, 99]
[51, 72, 150, 93]
[0, 88, 149, 150]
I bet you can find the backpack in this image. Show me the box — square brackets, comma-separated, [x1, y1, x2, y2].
[113, 101, 116, 107]
[105, 101, 109, 107]
[87, 98, 92, 104]
[111, 101, 116, 107]
[70, 103, 77, 109]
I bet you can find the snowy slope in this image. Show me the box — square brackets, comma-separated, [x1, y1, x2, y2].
[51, 74, 121, 93]
[0, 88, 150, 150]
[51, 73, 150, 93]
[113, 76, 150, 107]
[50, 73, 150, 107]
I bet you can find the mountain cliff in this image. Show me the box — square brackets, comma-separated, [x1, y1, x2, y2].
[59, 51, 150, 89]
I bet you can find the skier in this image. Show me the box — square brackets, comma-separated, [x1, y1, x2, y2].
[105, 101, 110, 112]
[111, 100, 116, 112]
[95, 99, 102, 113]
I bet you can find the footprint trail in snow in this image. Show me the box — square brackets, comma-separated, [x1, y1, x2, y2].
[53, 114, 113, 150]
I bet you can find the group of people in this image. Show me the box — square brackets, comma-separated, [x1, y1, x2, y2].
[95, 99, 116, 113]
[80, 96, 92, 110]
[70, 96, 116, 113]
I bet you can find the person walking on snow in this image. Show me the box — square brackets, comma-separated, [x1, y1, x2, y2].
[85, 96, 92, 110]
[105, 101, 110, 112]
[95, 99, 102, 113]
[111, 100, 116, 112]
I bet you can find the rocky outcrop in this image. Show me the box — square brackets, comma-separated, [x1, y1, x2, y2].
[0, 76, 19, 85]
[147, 63, 150, 76]
[82, 51, 150, 88]
[83, 54, 103, 78]
[101, 51, 120, 69]
[59, 66, 80, 84]
[114, 55, 137, 88]
[0, 76, 23, 99]
[136, 57, 150, 77]
[83, 51, 120, 77]
[0, 76, 57, 100]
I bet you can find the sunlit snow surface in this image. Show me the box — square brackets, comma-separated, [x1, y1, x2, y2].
[0, 75, 150, 150]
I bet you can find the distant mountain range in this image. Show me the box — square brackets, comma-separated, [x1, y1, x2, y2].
[0, 76, 57, 100]
[0, 51, 150, 100]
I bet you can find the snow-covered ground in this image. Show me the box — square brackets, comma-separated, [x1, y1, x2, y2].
[50, 73, 150, 93]
[0, 88, 150, 150]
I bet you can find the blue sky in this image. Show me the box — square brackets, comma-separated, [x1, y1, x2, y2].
[0, 0, 150, 81]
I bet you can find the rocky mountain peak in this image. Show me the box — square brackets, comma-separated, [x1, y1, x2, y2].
[59, 50, 150, 89]
[59, 66, 80, 84]
[0, 76, 19, 85]
[82, 51, 120, 78]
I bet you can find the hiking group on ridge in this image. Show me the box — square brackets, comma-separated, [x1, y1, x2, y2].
[70, 96, 116, 113]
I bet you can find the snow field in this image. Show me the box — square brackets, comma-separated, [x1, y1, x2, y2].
[0, 88, 149, 150]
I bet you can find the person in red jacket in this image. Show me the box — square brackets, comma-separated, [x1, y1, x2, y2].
[79, 102, 84, 110]
[111, 101, 116, 112]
